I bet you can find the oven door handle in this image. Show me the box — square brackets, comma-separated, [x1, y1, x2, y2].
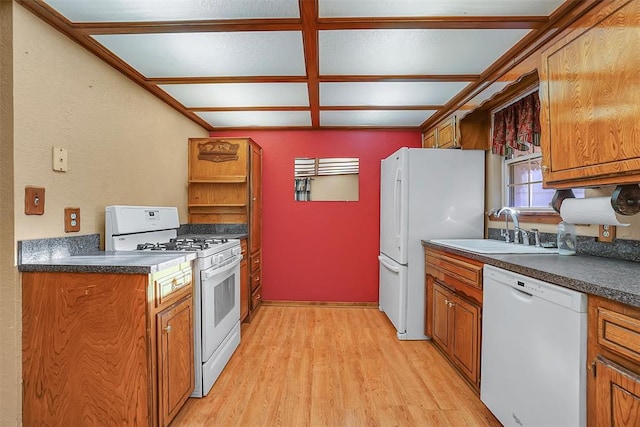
[201, 255, 242, 281]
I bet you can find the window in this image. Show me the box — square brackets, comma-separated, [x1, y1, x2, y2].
[500, 125, 584, 211]
[504, 150, 555, 210]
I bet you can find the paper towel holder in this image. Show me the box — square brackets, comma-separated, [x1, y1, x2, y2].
[551, 189, 576, 213]
[611, 184, 640, 215]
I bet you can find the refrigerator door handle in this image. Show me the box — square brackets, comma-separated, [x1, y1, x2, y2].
[393, 168, 402, 248]
[378, 255, 400, 273]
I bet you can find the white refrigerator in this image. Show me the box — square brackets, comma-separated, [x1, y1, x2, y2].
[379, 147, 485, 340]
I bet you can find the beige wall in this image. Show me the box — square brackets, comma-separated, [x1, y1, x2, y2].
[2, 3, 208, 424]
[13, 5, 207, 241]
[1, 2, 20, 425]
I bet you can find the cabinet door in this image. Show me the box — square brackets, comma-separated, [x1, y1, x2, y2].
[432, 282, 452, 349]
[423, 129, 437, 148]
[437, 117, 457, 149]
[540, 0, 640, 187]
[594, 356, 640, 427]
[451, 294, 480, 387]
[250, 142, 262, 254]
[157, 297, 194, 426]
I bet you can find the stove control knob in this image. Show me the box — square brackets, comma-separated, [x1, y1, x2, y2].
[232, 246, 241, 256]
[217, 254, 225, 264]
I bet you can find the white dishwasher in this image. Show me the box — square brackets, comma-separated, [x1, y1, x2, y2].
[480, 265, 587, 427]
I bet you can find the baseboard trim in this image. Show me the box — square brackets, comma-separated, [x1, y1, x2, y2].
[261, 300, 378, 308]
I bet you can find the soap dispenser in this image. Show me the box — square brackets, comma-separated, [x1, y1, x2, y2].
[557, 221, 577, 255]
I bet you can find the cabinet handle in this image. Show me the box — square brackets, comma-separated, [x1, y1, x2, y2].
[541, 165, 549, 171]
[164, 325, 172, 333]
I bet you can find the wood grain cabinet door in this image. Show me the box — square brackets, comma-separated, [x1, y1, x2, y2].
[540, 0, 640, 187]
[157, 296, 194, 426]
[249, 142, 262, 254]
[594, 356, 640, 427]
[432, 282, 452, 349]
[450, 294, 480, 388]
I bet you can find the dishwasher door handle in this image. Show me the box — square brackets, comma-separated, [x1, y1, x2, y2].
[511, 286, 533, 300]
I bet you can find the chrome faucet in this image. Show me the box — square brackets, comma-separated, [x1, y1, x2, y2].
[496, 207, 520, 243]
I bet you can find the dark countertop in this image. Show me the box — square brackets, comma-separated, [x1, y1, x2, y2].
[18, 251, 197, 274]
[422, 240, 640, 308]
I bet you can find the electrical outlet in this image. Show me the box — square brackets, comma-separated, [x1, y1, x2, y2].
[64, 207, 80, 232]
[598, 224, 616, 243]
[25, 186, 45, 215]
[53, 146, 68, 172]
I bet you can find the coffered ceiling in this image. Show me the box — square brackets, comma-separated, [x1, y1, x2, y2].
[17, 0, 594, 131]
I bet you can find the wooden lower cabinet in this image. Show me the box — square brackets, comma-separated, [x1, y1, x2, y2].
[157, 296, 194, 425]
[431, 280, 481, 390]
[593, 357, 640, 427]
[22, 262, 194, 427]
[588, 295, 640, 427]
[425, 247, 483, 393]
[240, 239, 249, 322]
[246, 248, 262, 321]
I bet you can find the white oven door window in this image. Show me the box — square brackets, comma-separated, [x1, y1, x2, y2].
[201, 259, 241, 362]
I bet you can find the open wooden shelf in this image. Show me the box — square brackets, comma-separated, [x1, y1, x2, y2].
[188, 176, 247, 184]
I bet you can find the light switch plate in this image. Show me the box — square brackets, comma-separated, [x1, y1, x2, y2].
[25, 186, 45, 215]
[53, 146, 68, 172]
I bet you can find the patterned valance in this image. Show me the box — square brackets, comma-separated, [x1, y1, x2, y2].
[492, 91, 541, 156]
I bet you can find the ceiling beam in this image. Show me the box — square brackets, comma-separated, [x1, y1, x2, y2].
[300, 0, 320, 128]
[75, 19, 302, 35]
[317, 16, 547, 30]
[320, 74, 478, 82]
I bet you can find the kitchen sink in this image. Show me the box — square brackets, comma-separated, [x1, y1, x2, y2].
[430, 239, 559, 254]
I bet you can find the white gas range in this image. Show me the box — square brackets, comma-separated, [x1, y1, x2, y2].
[105, 205, 242, 398]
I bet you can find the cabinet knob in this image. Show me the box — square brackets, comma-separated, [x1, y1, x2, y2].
[163, 325, 172, 333]
[541, 165, 549, 171]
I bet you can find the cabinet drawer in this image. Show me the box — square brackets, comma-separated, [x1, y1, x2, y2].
[240, 239, 248, 257]
[250, 250, 261, 273]
[597, 306, 640, 364]
[251, 286, 262, 310]
[250, 269, 261, 292]
[425, 249, 482, 289]
[153, 263, 193, 308]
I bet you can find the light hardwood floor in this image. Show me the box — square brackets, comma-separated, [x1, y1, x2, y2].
[172, 305, 501, 426]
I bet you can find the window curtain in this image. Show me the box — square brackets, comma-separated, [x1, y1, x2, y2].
[294, 177, 312, 201]
[492, 91, 541, 156]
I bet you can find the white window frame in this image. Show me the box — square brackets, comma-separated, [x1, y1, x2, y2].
[502, 151, 555, 212]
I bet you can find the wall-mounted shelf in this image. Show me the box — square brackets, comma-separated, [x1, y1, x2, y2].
[188, 176, 247, 184]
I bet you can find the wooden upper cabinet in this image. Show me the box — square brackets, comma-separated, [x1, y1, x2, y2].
[539, 0, 640, 188]
[189, 138, 249, 181]
[436, 116, 457, 149]
[249, 143, 262, 254]
[423, 129, 437, 148]
[188, 137, 261, 225]
[422, 116, 458, 149]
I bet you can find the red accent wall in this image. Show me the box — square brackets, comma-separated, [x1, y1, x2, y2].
[210, 130, 421, 302]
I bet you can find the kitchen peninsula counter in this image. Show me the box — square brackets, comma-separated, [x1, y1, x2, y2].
[18, 251, 196, 274]
[422, 240, 640, 308]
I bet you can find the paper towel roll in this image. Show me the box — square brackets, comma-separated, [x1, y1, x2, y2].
[560, 197, 629, 226]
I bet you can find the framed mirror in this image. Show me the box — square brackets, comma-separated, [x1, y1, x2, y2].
[294, 158, 359, 201]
